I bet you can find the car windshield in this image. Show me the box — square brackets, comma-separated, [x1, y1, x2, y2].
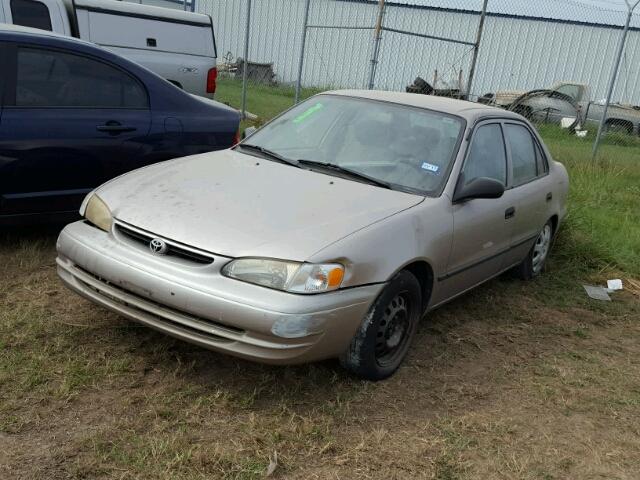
[239, 95, 464, 195]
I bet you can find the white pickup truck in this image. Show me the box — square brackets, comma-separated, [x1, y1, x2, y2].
[0, 0, 218, 98]
[485, 82, 640, 134]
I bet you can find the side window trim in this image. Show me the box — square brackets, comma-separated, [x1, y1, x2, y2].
[0, 43, 7, 107]
[8, 44, 150, 109]
[502, 120, 550, 189]
[459, 119, 510, 189]
[2, 42, 18, 108]
[535, 137, 550, 174]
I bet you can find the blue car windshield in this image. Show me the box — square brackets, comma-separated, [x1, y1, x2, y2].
[241, 95, 464, 195]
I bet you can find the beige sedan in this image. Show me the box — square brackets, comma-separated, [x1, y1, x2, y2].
[56, 91, 568, 380]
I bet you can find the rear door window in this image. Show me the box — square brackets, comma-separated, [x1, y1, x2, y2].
[10, 0, 52, 31]
[15, 47, 148, 108]
[504, 124, 539, 186]
[463, 123, 507, 186]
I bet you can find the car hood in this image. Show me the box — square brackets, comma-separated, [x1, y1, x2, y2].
[97, 150, 424, 259]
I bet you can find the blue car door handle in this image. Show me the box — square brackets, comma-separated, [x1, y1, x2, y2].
[96, 122, 137, 133]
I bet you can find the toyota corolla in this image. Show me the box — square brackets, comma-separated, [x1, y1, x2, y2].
[56, 91, 569, 380]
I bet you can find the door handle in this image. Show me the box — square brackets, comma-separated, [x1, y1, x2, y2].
[96, 122, 137, 134]
[546, 192, 553, 202]
[505, 206, 516, 219]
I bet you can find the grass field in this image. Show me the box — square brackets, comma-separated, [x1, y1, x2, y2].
[1, 80, 639, 479]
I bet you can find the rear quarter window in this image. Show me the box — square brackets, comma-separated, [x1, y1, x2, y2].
[535, 141, 549, 175]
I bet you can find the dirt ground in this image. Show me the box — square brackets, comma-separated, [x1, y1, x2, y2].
[1, 226, 639, 479]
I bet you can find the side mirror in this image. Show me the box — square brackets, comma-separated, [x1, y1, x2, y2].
[242, 126, 257, 139]
[453, 175, 505, 203]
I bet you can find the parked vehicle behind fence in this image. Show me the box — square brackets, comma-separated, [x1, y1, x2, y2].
[0, 25, 240, 225]
[56, 91, 568, 380]
[484, 82, 640, 134]
[0, 0, 218, 98]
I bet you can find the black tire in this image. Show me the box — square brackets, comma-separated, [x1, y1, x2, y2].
[512, 104, 533, 119]
[340, 270, 422, 381]
[604, 119, 633, 135]
[515, 220, 553, 280]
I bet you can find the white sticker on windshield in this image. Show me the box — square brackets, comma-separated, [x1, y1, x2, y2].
[421, 162, 440, 174]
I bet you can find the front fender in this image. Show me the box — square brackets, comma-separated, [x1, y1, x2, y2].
[306, 199, 452, 289]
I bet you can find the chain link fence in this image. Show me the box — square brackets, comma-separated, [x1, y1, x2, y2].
[195, 0, 640, 155]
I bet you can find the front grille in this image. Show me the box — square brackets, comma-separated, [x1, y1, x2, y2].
[115, 222, 214, 265]
[75, 265, 244, 340]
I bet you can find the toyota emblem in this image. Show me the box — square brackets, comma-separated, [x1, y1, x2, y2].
[149, 238, 168, 255]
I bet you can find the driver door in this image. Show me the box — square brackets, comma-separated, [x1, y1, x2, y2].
[440, 121, 518, 296]
[0, 44, 151, 216]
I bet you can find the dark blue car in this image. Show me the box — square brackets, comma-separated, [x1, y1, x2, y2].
[0, 26, 240, 225]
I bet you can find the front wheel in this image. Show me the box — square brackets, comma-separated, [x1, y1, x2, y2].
[515, 221, 553, 280]
[340, 270, 422, 381]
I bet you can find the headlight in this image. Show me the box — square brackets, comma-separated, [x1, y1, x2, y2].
[222, 258, 344, 294]
[84, 194, 112, 232]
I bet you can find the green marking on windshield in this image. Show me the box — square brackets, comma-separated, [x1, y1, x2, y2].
[293, 102, 324, 124]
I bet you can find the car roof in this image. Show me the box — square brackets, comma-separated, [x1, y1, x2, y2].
[322, 89, 523, 123]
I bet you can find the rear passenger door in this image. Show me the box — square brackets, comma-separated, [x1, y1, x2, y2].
[0, 44, 151, 216]
[501, 122, 554, 266]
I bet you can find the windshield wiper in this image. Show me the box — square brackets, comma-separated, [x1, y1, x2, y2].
[237, 144, 300, 168]
[297, 160, 392, 189]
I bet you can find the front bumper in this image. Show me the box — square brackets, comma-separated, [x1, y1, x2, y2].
[56, 221, 383, 364]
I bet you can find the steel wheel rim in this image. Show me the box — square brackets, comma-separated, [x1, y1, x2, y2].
[375, 292, 413, 367]
[532, 224, 552, 274]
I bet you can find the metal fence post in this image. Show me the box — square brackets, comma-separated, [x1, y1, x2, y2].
[367, 0, 386, 89]
[467, 0, 488, 100]
[295, 0, 312, 104]
[592, 0, 640, 160]
[241, 0, 252, 120]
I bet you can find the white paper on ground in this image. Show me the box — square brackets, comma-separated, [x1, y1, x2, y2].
[583, 285, 611, 301]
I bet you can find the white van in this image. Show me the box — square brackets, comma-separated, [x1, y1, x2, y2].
[0, 0, 218, 98]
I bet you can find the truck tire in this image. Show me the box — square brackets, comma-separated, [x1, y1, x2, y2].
[512, 104, 533, 119]
[604, 119, 633, 135]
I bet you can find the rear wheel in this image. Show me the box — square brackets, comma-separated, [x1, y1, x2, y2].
[604, 119, 633, 135]
[512, 104, 533, 119]
[515, 221, 553, 280]
[340, 270, 421, 381]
